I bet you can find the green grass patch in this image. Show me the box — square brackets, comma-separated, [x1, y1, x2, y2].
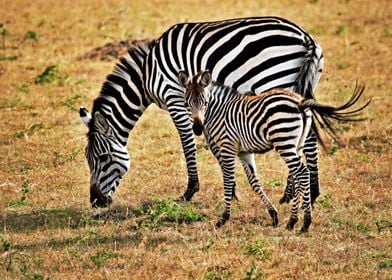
[136, 199, 206, 228]
[8, 180, 30, 207]
[243, 239, 271, 260]
[378, 260, 392, 270]
[317, 193, 333, 209]
[61, 93, 83, 112]
[243, 262, 264, 280]
[89, 249, 117, 267]
[35, 65, 67, 85]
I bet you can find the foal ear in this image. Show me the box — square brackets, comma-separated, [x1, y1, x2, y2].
[93, 111, 109, 134]
[178, 71, 190, 88]
[80, 107, 92, 128]
[200, 70, 212, 88]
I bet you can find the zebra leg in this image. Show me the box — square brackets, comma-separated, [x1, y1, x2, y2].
[239, 152, 278, 227]
[278, 150, 311, 231]
[288, 162, 312, 232]
[167, 105, 200, 201]
[207, 136, 237, 201]
[279, 175, 294, 204]
[286, 182, 300, 230]
[296, 164, 312, 232]
[215, 151, 237, 228]
[304, 131, 320, 205]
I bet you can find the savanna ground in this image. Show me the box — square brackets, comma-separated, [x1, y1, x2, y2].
[0, 0, 391, 279]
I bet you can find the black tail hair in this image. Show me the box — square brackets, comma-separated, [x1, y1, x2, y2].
[299, 83, 371, 149]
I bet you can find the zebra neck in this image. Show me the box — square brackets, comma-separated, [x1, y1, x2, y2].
[209, 82, 241, 105]
[93, 96, 149, 146]
[205, 83, 239, 123]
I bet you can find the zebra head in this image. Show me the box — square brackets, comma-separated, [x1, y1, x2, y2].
[79, 107, 130, 208]
[178, 70, 212, 136]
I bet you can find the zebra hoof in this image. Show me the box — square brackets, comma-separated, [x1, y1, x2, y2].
[300, 226, 309, 233]
[215, 219, 227, 228]
[279, 195, 291, 204]
[300, 215, 312, 233]
[286, 217, 298, 231]
[268, 209, 279, 227]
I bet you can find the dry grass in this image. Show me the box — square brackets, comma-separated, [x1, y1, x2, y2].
[0, 0, 391, 279]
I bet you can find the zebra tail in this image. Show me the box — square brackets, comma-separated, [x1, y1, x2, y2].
[293, 36, 322, 100]
[299, 83, 371, 148]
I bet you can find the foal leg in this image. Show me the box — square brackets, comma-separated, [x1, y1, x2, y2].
[279, 175, 294, 204]
[277, 149, 311, 231]
[239, 152, 278, 227]
[215, 150, 237, 228]
[286, 161, 312, 232]
[303, 131, 320, 205]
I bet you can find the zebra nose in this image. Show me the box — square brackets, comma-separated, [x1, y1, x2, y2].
[192, 118, 204, 136]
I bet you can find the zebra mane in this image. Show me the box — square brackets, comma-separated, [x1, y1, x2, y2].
[93, 39, 155, 112]
[90, 39, 156, 143]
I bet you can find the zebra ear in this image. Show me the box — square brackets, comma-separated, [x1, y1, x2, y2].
[93, 111, 109, 134]
[178, 70, 190, 88]
[80, 107, 92, 128]
[200, 70, 212, 88]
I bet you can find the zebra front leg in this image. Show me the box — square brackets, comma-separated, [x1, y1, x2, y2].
[216, 152, 236, 228]
[239, 152, 278, 227]
[279, 175, 294, 204]
[168, 105, 200, 201]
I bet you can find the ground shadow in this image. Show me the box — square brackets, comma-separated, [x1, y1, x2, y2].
[0, 199, 206, 234]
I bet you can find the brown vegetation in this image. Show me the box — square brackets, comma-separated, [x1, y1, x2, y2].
[0, 0, 391, 279]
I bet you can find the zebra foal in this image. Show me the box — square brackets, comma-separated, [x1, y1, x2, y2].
[178, 70, 368, 232]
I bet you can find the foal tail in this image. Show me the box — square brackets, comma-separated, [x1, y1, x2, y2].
[298, 83, 371, 148]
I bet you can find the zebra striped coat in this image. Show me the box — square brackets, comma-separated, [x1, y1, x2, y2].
[80, 17, 324, 207]
[178, 70, 368, 232]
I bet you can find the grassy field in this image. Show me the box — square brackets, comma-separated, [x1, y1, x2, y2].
[0, 0, 391, 279]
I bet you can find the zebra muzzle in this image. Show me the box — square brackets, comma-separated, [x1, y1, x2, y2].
[90, 184, 112, 208]
[192, 118, 204, 136]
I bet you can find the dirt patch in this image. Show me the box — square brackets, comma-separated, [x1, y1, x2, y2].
[77, 38, 154, 61]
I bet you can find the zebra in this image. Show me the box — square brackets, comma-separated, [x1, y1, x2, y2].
[177, 70, 369, 232]
[80, 17, 324, 207]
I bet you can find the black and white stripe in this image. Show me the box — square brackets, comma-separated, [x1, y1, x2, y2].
[178, 70, 368, 232]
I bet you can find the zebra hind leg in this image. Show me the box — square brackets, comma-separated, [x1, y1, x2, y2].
[293, 162, 312, 232]
[304, 131, 320, 205]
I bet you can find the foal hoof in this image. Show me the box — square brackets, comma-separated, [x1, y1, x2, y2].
[215, 219, 227, 228]
[300, 226, 309, 233]
[279, 195, 291, 204]
[286, 218, 298, 231]
[268, 209, 279, 227]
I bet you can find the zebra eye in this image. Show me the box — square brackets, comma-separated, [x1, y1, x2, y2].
[98, 154, 109, 162]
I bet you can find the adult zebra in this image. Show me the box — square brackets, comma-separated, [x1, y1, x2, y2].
[80, 16, 324, 207]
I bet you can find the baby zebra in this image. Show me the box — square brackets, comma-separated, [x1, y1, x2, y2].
[178, 70, 368, 232]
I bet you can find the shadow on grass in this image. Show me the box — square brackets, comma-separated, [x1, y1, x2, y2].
[0, 205, 137, 233]
[1, 200, 207, 253]
[0, 199, 207, 234]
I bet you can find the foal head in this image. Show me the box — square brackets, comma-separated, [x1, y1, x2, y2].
[178, 70, 212, 136]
